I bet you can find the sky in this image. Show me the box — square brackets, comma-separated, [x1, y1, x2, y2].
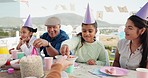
[0, 0, 147, 24]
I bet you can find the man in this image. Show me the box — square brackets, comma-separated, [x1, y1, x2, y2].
[33, 17, 69, 57]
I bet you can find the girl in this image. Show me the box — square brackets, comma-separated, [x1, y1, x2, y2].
[16, 15, 38, 56]
[60, 4, 109, 66]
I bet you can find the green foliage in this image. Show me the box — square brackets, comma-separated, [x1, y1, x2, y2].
[105, 45, 115, 66]
[0, 32, 9, 38]
[105, 45, 112, 51]
[0, 27, 18, 38]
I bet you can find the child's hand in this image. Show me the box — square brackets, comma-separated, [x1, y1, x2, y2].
[9, 48, 15, 54]
[20, 38, 25, 44]
[20, 37, 30, 44]
[60, 44, 70, 56]
[87, 59, 96, 65]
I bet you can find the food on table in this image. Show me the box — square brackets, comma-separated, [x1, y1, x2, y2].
[105, 67, 116, 74]
[110, 67, 116, 74]
[67, 55, 75, 58]
[20, 55, 44, 78]
[10, 59, 20, 69]
[13, 59, 20, 64]
[105, 69, 112, 74]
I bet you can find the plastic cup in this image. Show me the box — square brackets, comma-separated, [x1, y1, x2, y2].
[11, 50, 20, 59]
[0, 46, 9, 54]
[136, 68, 148, 78]
[65, 64, 74, 73]
[44, 57, 53, 71]
[65, 56, 78, 73]
[17, 52, 24, 59]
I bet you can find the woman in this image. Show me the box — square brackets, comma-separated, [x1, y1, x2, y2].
[113, 2, 148, 69]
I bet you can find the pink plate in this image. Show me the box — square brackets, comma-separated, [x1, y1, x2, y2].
[100, 66, 128, 76]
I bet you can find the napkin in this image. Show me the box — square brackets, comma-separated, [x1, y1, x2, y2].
[88, 68, 108, 77]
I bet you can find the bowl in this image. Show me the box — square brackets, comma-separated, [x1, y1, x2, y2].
[0, 54, 11, 67]
[10, 59, 20, 69]
[55, 55, 78, 63]
[0, 57, 7, 67]
[0, 54, 11, 60]
[55, 55, 63, 59]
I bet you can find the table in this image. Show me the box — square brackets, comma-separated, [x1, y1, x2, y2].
[0, 65, 57, 78]
[0, 65, 21, 78]
[0, 63, 137, 78]
[69, 63, 137, 78]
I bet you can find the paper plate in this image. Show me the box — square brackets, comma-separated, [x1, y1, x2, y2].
[100, 66, 128, 76]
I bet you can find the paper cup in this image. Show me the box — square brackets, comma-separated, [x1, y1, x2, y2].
[11, 50, 20, 59]
[65, 64, 74, 73]
[17, 52, 24, 59]
[44, 57, 53, 71]
[136, 68, 148, 78]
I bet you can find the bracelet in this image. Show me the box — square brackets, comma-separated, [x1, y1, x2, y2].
[46, 42, 51, 48]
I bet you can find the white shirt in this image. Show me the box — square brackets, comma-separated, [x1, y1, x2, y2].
[20, 36, 39, 56]
[118, 39, 142, 70]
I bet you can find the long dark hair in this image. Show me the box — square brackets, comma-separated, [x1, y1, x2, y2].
[77, 21, 98, 48]
[128, 15, 148, 68]
[22, 26, 37, 33]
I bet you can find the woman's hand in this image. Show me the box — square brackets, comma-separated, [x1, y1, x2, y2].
[87, 59, 96, 65]
[60, 44, 70, 56]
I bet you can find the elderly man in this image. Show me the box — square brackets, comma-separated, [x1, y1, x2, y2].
[33, 17, 69, 57]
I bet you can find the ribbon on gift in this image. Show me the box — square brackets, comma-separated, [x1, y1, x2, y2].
[31, 47, 38, 55]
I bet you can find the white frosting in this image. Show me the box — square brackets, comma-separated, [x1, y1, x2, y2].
[20, 55, 44, 78]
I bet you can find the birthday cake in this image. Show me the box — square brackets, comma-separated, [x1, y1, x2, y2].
[20, 55, 44, 78]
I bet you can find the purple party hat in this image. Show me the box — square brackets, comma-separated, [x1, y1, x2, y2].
[24, 15, 32, 28]
[136, 2, 148, 21]
[83, 4, 95, 24]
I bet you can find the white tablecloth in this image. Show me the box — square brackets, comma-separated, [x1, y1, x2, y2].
[69, 63, 136, 78]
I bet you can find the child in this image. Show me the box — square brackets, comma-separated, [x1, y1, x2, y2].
[16, 15, 38, 56]
[60, 4, 109, 66]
